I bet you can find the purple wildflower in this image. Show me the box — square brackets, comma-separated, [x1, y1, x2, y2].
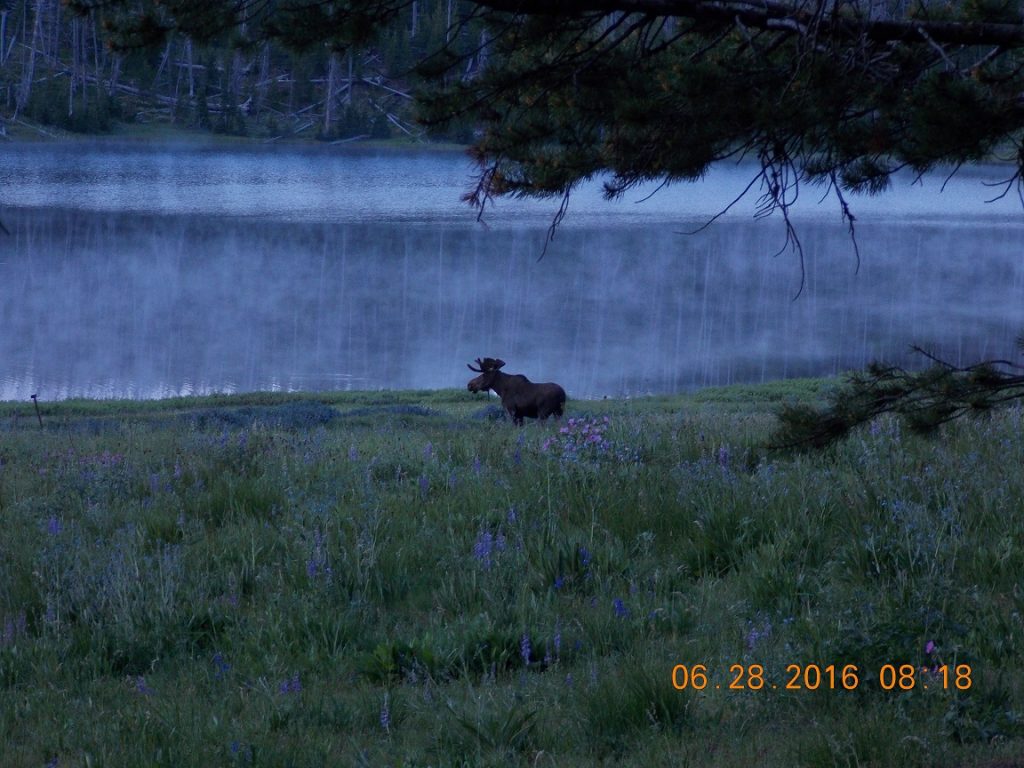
[46, 516, 62, 536]
[717, 445, 731, 470]
[613, 598, 629, 619]
[348, 445, 359, 461]
[213, 652, 231, 680]
[579, 546, 591, 568]
[925, 640, 936, 655]
[473, 531, 495, 569]
[1, 612, 26, 647]
[380, 694, 391, 733]
[278, 673, 302, 695]
[746, 619, 773, 650]
[229, 742, 253, 762]
[520, 633, 532, 667]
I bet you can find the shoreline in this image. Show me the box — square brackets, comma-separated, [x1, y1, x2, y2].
[0, 116, 469, 153]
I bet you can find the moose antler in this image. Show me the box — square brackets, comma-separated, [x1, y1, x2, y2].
[467, 357, 507, 372]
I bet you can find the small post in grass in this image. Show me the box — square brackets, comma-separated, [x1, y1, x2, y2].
[30, 394, 42, 429]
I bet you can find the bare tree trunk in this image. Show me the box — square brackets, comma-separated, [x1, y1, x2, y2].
[346, 50, 354, 105]
[324, 51, 338, 133]
[68, 16, 78, 116]
[91, 11, 103, 100]
[15, 0, 44, 117]
[45, 0, 60, 61]
[186, 38, 194, 97]
[0, 11, 7, 66]
[3, 5, 20, 68]
[287, 56, 294, 114]
[108, 53, 121, 96]
[231, 49, 243, 101]
[82, 20, 89, 107]
[254, 42, 269, 114]
[92, 11, 100, 75]
[44, 0, 53, 59]
[172, 40, 183, 116]
[152, 37, 173, 94]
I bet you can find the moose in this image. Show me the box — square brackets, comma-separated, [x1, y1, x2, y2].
[466, 357, 566, 425]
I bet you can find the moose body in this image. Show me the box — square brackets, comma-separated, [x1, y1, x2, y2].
[467, 358, 566, 425]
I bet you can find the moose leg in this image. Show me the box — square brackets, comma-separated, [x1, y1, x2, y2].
[539, 402, 564, 420]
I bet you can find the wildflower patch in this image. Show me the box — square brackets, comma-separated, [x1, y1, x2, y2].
[541, 416, 634, 465]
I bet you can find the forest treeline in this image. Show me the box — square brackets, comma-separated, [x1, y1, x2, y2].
[0, 0, 475, 141]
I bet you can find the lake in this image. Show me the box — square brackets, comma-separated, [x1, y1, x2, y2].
[1, 141, 1022, 401]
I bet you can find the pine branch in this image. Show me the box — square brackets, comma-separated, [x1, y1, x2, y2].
[771, 350, 1024, 451]
[470, 0, 1024, 48]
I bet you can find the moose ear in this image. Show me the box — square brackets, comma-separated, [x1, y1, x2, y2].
[493, 359, 506, 370]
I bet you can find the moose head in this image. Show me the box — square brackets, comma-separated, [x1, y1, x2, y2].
[466, 357, 566, 425]
[466, 357, 507, 394]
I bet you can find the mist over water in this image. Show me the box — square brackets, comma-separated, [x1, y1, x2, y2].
[1, 143, 1022, 401]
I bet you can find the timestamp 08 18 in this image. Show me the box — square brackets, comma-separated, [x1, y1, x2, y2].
[671, 663, 973, 692]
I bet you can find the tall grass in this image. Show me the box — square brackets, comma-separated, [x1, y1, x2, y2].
[0, 386, 1021, 766]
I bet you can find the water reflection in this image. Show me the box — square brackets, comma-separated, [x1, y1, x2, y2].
[1, 199, 1022, 401]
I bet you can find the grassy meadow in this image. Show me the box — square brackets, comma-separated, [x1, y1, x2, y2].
[0, 381, 1022, 767]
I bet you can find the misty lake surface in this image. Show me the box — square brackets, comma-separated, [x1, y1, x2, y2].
[1, 141, 1023, 401]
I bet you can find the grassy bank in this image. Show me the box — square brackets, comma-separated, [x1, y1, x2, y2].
[1, 382, 1022, 767]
